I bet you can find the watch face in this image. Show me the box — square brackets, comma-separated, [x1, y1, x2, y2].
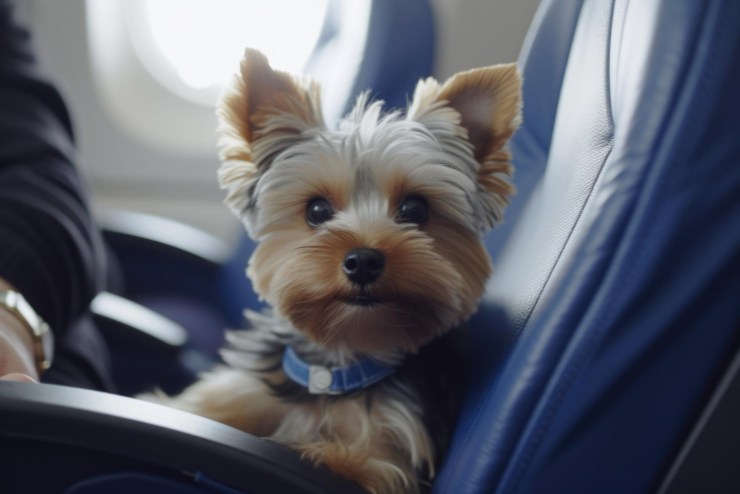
[0, 290, 53, 371]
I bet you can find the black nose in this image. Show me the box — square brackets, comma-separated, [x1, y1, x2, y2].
[343, 248, 386, 285]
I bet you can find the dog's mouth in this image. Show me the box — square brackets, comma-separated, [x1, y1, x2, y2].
[346, 292, 382, 307]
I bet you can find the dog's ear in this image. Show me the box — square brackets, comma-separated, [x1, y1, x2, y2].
[217, 49, 324, 215]
[408, 64, 522, 165]
[407, 64, 522, 227]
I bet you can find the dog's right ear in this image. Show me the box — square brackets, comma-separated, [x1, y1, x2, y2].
[217, 49, 324, 215]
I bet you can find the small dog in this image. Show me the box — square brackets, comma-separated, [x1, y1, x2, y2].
[157, 49, 521, 493]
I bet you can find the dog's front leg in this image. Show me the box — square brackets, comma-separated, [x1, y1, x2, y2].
[141, 367, 289, 436]
[271, 398, 426, 494]
[290, 436, 419, 494]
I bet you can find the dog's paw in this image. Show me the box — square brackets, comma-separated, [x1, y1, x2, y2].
[136, 388, 171, 405]
[295, 441, 418, 494]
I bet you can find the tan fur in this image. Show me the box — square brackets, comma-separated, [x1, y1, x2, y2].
[152, 49, 522, 493]
[218, 49, 323, 157]
[164, 367, 433, 494]
[278, 392, 433, 494]
[142, 368, 288, 436]
[410, 64, 521, 164]
[425, 219, 493, 316]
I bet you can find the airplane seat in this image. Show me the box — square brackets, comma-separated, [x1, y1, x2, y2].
[435, 0, 740, 492]
[1, 0, 739, 493]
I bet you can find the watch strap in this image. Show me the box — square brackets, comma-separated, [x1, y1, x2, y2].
[0, 290, 54, 373]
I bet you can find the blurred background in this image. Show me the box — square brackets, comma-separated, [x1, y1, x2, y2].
[20, 0, 539, 243]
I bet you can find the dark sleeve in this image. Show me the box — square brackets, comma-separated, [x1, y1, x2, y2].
[0, 0, 107, 337]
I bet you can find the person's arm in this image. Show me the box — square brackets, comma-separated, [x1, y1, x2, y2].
[0, 0, 107, 378]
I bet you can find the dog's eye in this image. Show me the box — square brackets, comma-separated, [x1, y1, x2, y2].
[397, 196, 429, 225]
[306, 198, 334, 226]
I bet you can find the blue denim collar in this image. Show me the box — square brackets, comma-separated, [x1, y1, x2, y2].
[282, 346, 397, 395]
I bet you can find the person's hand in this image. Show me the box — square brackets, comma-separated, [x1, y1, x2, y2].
[0, 372, 36, 382]
[0, 307, 38, 382]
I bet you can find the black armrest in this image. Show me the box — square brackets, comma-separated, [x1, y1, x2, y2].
[89, 291, 196, 395]
[98, 209, 254, 329]
[99, 210, 230, 298]
[91, 291, 188, 350]
[98, 209, 231, 267]
[0, 382, 364, 493]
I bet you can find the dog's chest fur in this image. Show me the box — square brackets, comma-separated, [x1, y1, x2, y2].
[219, 311, 469, 480]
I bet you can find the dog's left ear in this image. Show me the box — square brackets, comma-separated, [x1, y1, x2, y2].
[407, 64, 522, 227]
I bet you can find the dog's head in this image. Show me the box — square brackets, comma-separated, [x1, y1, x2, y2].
[217, 49, 521, 359]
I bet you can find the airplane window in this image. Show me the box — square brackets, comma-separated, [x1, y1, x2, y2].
[85, 0, 370, 155]
[128, 0, 329, 107]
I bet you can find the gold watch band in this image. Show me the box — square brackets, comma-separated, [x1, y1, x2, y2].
[0, 290, 54, 374]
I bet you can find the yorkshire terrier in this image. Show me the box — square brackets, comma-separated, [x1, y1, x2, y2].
[154, 49, 521, 493]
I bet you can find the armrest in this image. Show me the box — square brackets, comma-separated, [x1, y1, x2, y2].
[99, 209, 229, 299]
[91, 291, 188, 350]
[98, 209, 231, 267]
[0, 382, 365, 493]
[98, 209, 259, 327]
[89, 291, 200, 395]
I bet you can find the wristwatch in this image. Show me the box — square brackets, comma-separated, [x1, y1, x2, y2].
[0, 290, 54, 374]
